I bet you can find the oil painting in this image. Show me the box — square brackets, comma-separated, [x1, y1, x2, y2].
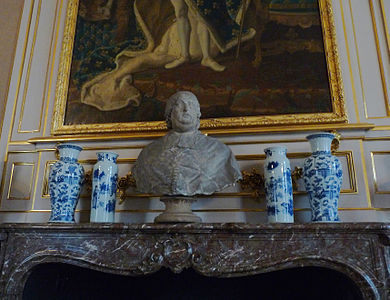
[52, 0, 347, 135]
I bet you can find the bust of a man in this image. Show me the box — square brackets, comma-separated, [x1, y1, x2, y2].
[132, 91, 242, 196]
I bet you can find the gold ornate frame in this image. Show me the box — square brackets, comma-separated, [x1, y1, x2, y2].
[51, 0, 347, 136]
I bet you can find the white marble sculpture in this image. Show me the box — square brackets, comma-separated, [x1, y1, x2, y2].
[132, 91, 242, 222]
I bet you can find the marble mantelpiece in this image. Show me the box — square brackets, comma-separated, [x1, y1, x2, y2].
[0, 223, 389, 299]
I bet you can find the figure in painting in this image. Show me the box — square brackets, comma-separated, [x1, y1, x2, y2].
[132, 91, 242, 196]
[66, 0, 332, 128]
[78, 0, 256, 111]
[165, 0, 226, 72]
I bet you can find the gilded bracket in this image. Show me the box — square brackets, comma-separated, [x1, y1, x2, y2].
[117, 172, 137, 204]
[239, 166, 305, 200]
[82, 171, 136, 204]
[330, 130, 341, 153]
[83, 170, 93, 193]
[239, 168, 265, 201]
[291, 167, 303, 191]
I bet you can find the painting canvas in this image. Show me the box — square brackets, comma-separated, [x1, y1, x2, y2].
[52, 0, 347, 135]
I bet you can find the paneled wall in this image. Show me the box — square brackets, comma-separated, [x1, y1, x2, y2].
[0, 0, 389, 223]
[0, 0, 25, 140]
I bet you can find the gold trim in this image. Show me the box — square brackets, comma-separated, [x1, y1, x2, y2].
[41, 160, 55, 198]
[0, 207, 388, 213]
[17, 0, 43, 133]
[31, 152, 41, 209]
[364, 116, 390, 119]
[369, 0, 390, 116]
[81, 145, 147, 150]
[345, 0, 390, 120]
[339, 0, 360, 122]
[193, 208, 265, 213]
[51, 0, 78, 135]
[7, 150, 39, 154]
[236, 151, 357, 194]
[340, 136, 366, 140]
[83, 192, 256, 200]
[364, 136, 390, 141]
[51, 0, 347, 136]
[18, 0, 61, 133]
[79, 158, 136, 165]
[0, 0, 25, 141]
[1, 153, 12, 205]
[227, 139, 306, 145]
[347, 0, 368, 121]
[8, 141, 31, 145]
[371, 151, 380, 194]
[5, 0, 35, 154]
[359, 140, 372, 207]
[36, 149, 57, 153]
[379, 0, 390, 57]
[17, 130, 390, 146]
[43, 0, 63, 135]
[38, 149, 358, 199]
[345, 150, 358, 194]
[371, 151, 390, 194]
[372, 126, 390, 130]
[115, 151, 357, 200]
[0, 150, 38, 207]
[32, 123, 375, 144]
[227, 134, 376, 144]
[7, 162, 35, 200]
[42, 158, 138, 198]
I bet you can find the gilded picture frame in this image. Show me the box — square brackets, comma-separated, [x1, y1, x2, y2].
[52, 0, 347, 136]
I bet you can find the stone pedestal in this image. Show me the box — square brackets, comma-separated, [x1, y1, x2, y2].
[154, 196, 201, 223]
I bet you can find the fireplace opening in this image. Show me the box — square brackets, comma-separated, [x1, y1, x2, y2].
[23, 263, 364, 300]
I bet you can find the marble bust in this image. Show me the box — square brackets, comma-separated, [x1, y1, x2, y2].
[132, 91, 242, 196]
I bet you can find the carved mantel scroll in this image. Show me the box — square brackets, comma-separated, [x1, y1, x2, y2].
[0, 223, 389, 299]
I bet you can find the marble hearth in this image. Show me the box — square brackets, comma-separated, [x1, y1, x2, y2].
[0, 223, 389, 299]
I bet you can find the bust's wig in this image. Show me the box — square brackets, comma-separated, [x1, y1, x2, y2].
[165, 91, 201, 130]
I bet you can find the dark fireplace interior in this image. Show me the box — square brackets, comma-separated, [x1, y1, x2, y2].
[23, 263, 364, 300]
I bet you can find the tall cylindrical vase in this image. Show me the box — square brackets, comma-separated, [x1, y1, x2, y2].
[264, 146, 294, 223]
[303, 133, 342, 222]
[49, 144, 84, 223]
[90, 152, 119, 223]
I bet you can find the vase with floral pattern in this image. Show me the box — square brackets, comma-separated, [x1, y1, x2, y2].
[303, 132, 342, 222]
[90, 152, 119, 222]
[49, 144, 84, 223]
[264, 146, 294, 223]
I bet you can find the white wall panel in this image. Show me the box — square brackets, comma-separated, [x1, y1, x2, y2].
[0, 151, 38, 211]
[11, 0, 60, 140]
[364, 140, 390, 209]
[348, 1, 387, 119]
[334, 0, 363, 123]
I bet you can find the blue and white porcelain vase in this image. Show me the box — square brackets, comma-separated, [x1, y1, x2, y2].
[49, 144, 84, 223]
[264, 146, 294, 223]
[303, 133, 342, 222]
[90, 152, 119, 223]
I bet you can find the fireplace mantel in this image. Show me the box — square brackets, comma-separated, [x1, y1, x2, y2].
[0, 223, 389, 299]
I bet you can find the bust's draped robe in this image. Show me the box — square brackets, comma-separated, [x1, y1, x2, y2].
[132, 131, 242, 196]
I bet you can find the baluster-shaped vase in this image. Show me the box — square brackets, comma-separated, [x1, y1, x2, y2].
[264, 146, 294, 223]
[90, 152, 119, 222]
[49, 144, 84, 223]
[303, 133, 342, 222]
